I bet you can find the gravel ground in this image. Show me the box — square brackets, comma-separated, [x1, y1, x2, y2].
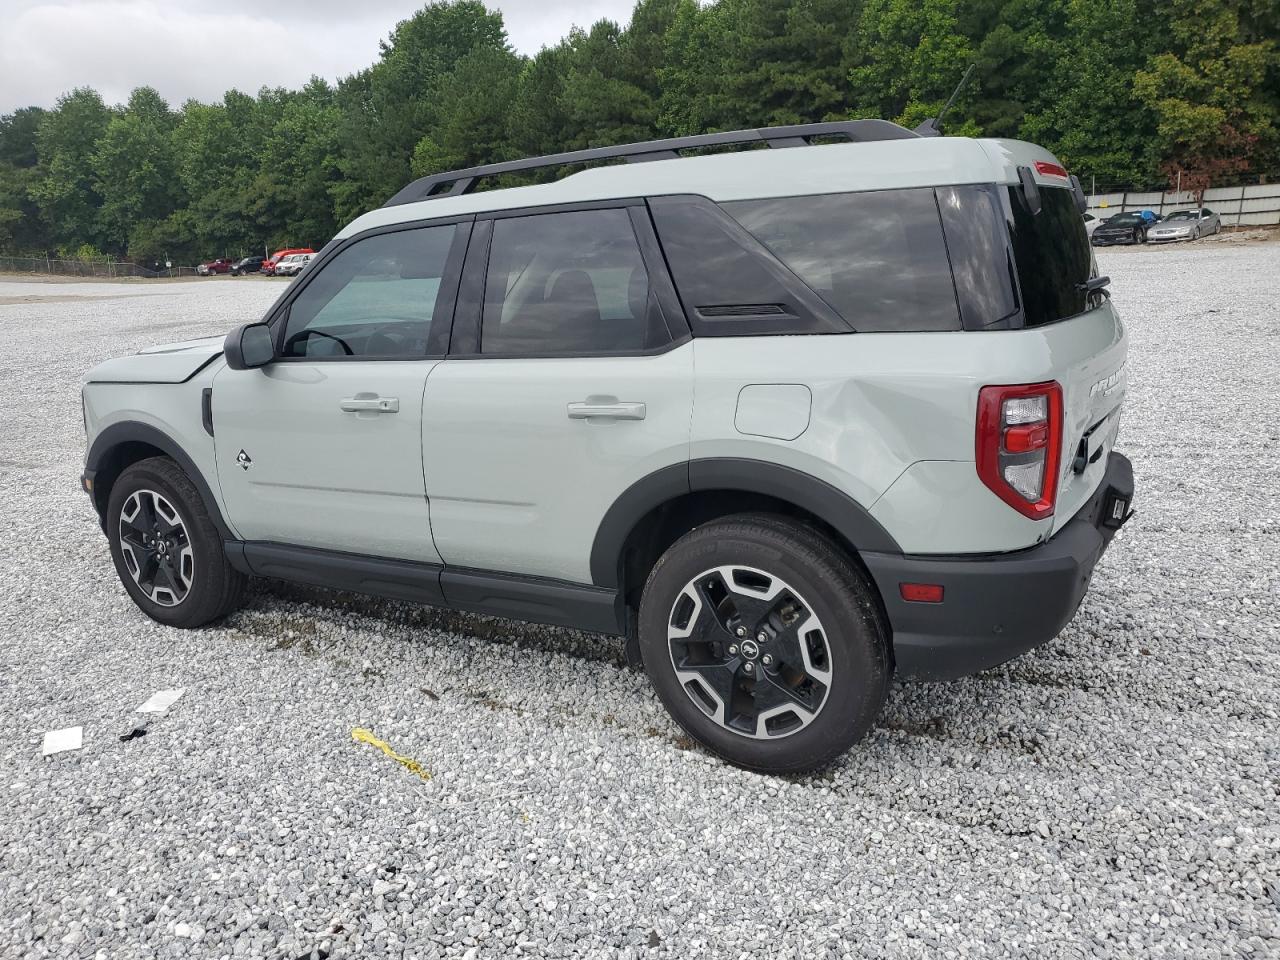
[1, 246, 1278, 960]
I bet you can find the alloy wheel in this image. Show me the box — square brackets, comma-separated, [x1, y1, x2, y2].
[118, 489, 195, 607]
[667, 565, 833, 739]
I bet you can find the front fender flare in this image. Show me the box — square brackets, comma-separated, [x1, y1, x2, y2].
[85, 421, 233, 541]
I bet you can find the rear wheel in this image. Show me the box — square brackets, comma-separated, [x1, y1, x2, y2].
[106, 457, 246, 628]
[638, 515, 889, 774]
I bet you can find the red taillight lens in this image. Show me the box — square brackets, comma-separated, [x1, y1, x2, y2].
[976, 382, 1063, 520]
[900, 583, 945, 603]
[1034, 160, 1069, 179]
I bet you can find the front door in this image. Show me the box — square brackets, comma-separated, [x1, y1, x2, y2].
[212, 221, 468, 563]
[423, 205, 693, 584]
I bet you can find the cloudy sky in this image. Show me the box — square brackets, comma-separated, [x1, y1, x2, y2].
[0, 0, 638, 113]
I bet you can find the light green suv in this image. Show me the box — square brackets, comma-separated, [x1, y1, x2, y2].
[82, 121, 1134, 773]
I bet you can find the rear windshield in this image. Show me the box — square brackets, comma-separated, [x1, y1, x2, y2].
[1005, 185, 1092, 327]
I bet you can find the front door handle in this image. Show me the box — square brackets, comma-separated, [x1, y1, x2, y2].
[340, 395, 399, 414]
[567, 400, 647, 421]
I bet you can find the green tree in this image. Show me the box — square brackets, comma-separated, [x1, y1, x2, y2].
[93, 87, 181, 253]
[32, 88, 111, 251]
[1134, 0, 1279, 189]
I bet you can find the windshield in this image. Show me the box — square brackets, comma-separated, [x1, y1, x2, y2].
[1166, 211, 1196, 221]
[1107, 213, 1142, 224]
[1006, 185, 1093, 327]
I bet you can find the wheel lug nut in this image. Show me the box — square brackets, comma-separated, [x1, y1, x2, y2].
[757, 632, 767, 643]
[742, 662, 754, 674]
[762, 654, 773, 666]
[728, 644, 738, 655]
[735, 626, 746, 637]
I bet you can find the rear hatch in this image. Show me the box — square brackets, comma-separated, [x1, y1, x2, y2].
[1005, 182, 1128, 531]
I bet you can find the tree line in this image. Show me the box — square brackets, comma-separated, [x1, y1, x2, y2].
[0, 0, 1275, 265]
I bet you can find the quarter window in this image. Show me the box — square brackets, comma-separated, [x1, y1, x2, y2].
[481, 209, 651, 354]
[722, 189, 961, 332]
[281, 225, 457, 358]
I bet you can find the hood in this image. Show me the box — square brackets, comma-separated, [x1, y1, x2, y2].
[85, 335, 225, 384]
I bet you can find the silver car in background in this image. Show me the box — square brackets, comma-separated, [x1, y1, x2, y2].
[1148, 208, 1221, 242]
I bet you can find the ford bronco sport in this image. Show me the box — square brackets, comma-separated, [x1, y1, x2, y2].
[81, 121, 1133, 773]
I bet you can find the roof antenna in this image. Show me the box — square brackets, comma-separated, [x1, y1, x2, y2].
[914, 63, 976, 138]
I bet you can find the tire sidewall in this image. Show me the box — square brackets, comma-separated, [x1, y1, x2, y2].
[639, 522, 887, 773]
[105, 461, 226, 627]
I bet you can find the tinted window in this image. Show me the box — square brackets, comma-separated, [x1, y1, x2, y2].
[937, 185, 1019, 329]
[282, 226, 457, 358]
[648, 195, 848, 336]
[723, 189, 960, 332]
[481, 209, 651, 354]
[1005, 186, 1092, 327]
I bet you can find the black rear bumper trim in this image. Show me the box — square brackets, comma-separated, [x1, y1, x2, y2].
[864, 451, 1134, 680]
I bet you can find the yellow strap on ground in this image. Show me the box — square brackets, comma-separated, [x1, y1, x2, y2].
[351, 728, 432, 781]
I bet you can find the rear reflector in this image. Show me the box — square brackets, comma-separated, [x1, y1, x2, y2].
[976, 381, 1063, 520]
[1034, 160, 1069, 179]
[900, 583, 945, 603]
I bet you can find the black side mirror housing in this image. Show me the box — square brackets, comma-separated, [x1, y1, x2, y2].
[224, 322, 274, 370]
[1017, 165, 1042, 215]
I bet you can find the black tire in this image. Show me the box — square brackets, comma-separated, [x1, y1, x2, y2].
[106, 457, 246, 628]
[638, 514, 889, 774]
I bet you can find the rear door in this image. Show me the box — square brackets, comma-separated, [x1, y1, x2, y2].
[421, 203, 693, 585]
[212, 221, 469, 562]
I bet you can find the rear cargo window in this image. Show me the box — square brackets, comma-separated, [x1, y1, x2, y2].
[1005, 185, 1092, 326]
[723, 190, 961, 333]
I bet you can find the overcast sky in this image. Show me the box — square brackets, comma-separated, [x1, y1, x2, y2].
[0, 0, 638, 113]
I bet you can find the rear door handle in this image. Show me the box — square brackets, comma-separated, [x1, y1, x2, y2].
[341, 395, 399, 414]
[567, 401, 647, 420]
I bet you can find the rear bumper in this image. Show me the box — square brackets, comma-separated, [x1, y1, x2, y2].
[863, 452, 1134, 680]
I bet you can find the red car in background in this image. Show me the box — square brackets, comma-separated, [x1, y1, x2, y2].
[197, 257, 235, 276]
[263, 247, 314, 276]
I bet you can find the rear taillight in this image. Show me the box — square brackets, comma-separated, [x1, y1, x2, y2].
[976, 382, 1063, 520]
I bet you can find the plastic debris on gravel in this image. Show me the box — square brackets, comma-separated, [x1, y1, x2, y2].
[0, 249, 1278, 958]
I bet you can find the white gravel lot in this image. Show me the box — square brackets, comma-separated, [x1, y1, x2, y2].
[0, 244, 1278, 960]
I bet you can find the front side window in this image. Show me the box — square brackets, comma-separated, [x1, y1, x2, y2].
[281, 225, 457, 358]
[722, 189, 961, 332]
[481, 209, 651, 354]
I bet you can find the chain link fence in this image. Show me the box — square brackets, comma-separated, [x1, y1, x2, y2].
[0, 257, 204, 279]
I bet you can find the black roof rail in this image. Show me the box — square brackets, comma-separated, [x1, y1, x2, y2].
[382, 119, 919, 207]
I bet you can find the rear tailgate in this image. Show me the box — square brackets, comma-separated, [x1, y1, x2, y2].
[1038, 301, 1128, 532]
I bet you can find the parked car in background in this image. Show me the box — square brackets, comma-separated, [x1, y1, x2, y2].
[274, 253, 313, 277]
[1147, 208, 1220, 242]
[1083, 213, 1100, 237]
[263, 248, 314, 276]
[1091, 212, 1151, 246]
[196, 258, 235, 276]
[230, 256, 265, 276]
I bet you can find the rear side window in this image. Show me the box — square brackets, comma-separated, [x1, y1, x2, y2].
[1005, 185, 1092, 326]
[481, 209, 652, 354]
[723, 190, 960, 333]
[648, 195, 849, 336]
[936, 185, 1020, 329]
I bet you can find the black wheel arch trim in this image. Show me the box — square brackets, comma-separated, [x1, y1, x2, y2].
[85, 421, 234, 541]
[589, 457, 902, 588]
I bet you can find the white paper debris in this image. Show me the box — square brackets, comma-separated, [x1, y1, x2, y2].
[42, 727, 83, 756]
[136, 688, 185, 714]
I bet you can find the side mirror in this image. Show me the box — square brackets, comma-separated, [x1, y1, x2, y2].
[224, 322, 274, 370]
[1017, 165, 1042, 215]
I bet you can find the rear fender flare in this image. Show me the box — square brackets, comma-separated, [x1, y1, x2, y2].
[589, 458, 902, 588]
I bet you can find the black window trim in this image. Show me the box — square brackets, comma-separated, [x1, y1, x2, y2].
[446, 197, 692, 361]
[264, 214, 475, 363]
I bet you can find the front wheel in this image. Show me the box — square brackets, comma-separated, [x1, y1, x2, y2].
[106, 457, 246, 628]
[638, 515, 889, 774]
